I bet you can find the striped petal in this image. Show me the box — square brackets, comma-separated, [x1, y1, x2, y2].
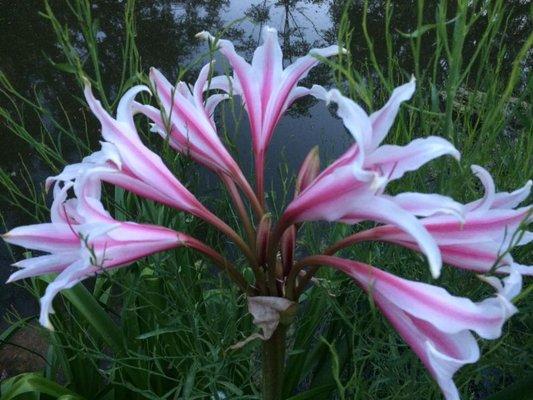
[327, 257, 515, 339]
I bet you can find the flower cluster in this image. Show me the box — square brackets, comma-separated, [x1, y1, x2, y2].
[3, 26, 531, 400]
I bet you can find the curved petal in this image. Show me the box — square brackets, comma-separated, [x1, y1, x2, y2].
[369, 77, 416, 150]
[39, 260, 90, 329]
[341, 195, 442, 278]
[374, 292, 479, 400]
[310, 85, 371, 166]
[365, 136, 460, 182]
[117, 85, 151, 128]
[389, 192, 465, 220]
[466, 165, 495, 212]
[492, 180, 532, 209]
[328, 258, 515, 339]
[502, 263, 533, 276]
[7, 254, 76, 283]
[50, 181, 74, 224]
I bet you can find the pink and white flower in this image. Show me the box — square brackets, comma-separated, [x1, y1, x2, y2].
[282, 79, 461, 278]
[1, 27, 529, 400]
[75, 81, 207, 215]
[197, 26, 343, 200]
[307, 256, 519, 400]
[341, 165, 532, 276]
[48, 82, 242, 233]
[3, 179, 184, 329]
[134, 63, 251, 186]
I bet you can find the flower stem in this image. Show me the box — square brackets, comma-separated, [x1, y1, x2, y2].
[262, 324, 286, 400]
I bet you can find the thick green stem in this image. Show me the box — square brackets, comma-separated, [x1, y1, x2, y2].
[262, 325, 286, 400]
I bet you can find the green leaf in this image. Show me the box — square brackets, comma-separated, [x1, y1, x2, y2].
[397, 24, 435, 39]
[136, 326, 180, 340]
[61, 283, 124, 353]
[0, 316, 34, 344]
[0, 373, 85, 400]
[397, 16, 458, 38]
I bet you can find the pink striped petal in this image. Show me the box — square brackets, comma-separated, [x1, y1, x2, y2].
[2, 224, 79, 253]
[329, 258, 515, 339]
[147, 67, 244, 180]
[438, 241, 514, 273]
[375, 293, 479, 400]
[295, 146, 320, 195]
[251, 26, 283, 112]
[199, 27, 341, 160]
[260, 44, 343, 150]
[355, 222, 528, 275]
[340, 195, 442, 278]
[283, 165, 377, 224]
[421, 208, 531, 245]
[319, 256, 515, 400]
[85, 82, 201, 211]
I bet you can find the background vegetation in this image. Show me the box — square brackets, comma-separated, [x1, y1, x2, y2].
[0, 0, 531, 399]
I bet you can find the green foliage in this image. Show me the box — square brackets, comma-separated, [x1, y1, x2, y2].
[0, 0, 531, 399]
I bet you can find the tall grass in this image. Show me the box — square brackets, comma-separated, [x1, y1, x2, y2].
[1, 0, 531, 399]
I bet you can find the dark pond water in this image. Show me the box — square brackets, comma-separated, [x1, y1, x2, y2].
[0, 0, 530, 324]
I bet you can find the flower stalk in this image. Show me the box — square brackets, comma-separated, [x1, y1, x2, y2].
[262, 325, 287, 400]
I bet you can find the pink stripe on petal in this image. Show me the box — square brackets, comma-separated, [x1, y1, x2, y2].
[149, 68, 242, 178]
[340, 195, 442, 278]
[252, 26, 283, 112]
[3, 224, 79, 253]
[374, 293, 479, 400]
[216, 39, 262, 148]
[283, 167, 371, 224]
[331, 258, 514, 339]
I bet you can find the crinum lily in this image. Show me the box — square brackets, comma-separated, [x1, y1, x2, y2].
[3, 26, 530, 400]
[3, 174, 235, 329]
[197, 26, 344, 203]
